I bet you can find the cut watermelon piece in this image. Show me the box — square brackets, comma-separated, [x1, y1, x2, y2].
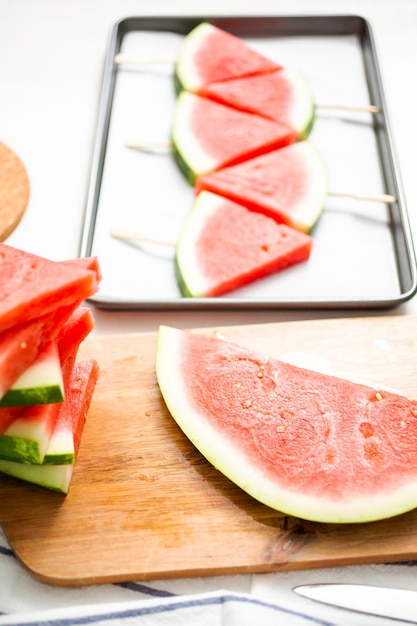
[195, 141, 328, 233]
[0, 359, 99, 492]
[174, 22, 281, 93]
[0, 301, 86, 401]
[56, 307, 95, 385]
[43, 359, 99, 465]
[0, 308, 95, 463]
[198, 68, 315, 140]
[156, 326, 417, 524]
[0, 403, 61, 464]
[0, 304, 77, 400]
[175, 191, 312, 297]
[171, 92, 296, 185]
[0, 243, 100, 335]
[0, 342, 64, 408]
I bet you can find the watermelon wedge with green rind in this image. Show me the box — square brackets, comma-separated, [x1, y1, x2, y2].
[156, 326, 417, 524]
[0, 308, 95, 464]
[43, 358, 99, 466]
[0, 304, 77, 400]
[0, 243, 100, 335]
[171, 92, 296, 185]
[44, 308, 95, 465]
[195, 141, 328, 233]
[174, 22, 281, 93]
[0, 403, 61, 465]
[175, 191, 313, 297]
[198, 68, 315, 140]
[0, 359, 99, 492]
[0, 342, 64, 408]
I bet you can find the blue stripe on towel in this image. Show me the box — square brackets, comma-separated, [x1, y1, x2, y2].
[114, 581, 176, 598]
[0, 593, 336, 626]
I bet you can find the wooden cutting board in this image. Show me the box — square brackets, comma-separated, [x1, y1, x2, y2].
[2, 314, 417, 587]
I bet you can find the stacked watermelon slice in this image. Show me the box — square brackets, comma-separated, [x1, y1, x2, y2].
[0, 243, 101, 493]
[169, 23, 328, 297]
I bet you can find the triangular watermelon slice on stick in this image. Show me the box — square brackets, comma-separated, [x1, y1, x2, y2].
[175, 191, 313, 297]
[198, 68, 315, 140]
[174, 22, 281, 93]
[195, 141, 328, 233]
[156, 326, 417, 524]
[172, 92, 296, 184]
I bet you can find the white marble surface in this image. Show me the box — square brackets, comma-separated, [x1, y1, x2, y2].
[1, 3, 417, 622]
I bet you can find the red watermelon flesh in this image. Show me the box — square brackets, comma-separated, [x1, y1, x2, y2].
[68, 360, 98, 456]
[56, 307, 95, 386]
[156, 326, 417, 524]
[174, 22, 281, 93]
[198, 68, 315, 139]
[0, 303, 79, 399]
[195, 141, 328, 233]
[172, 92, 296, 185]
[0, 243, 100, 335]
[63, 255, 102, 282]
[175, 191, 313, 297]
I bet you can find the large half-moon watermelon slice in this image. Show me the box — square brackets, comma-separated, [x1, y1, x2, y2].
[195, 141, 328, 233]
[156, 326, 417, 524]
[174, 22, 281, 93]
[171, 92, 296, 185]
[175, 191, 313, 297]
[198, 68, 315, 140]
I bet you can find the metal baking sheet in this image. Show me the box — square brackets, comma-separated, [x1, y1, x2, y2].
[80, 15, 417, 310]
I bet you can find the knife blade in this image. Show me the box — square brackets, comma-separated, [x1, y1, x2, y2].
[293, 583, 417, 623]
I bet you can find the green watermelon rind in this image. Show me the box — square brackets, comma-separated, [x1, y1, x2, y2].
[281, 68, 315, 139]
[156, 325, 417, 524]
[0, 458, 73, 493]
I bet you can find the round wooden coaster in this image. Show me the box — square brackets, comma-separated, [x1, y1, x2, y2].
[0, 142, 30, 241]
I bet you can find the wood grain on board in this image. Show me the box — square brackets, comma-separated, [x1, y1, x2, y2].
[1, 315, 417, 586]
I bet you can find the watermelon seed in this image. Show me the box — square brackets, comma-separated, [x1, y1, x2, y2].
[375, 392, 383, 401]
[412, 409, 417, 417]
[243, 398, 252, 408]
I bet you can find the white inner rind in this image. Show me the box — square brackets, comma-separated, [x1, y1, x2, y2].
[281, 67, 315, 137]
[156, 326, 417, 524]
[175, 22, 214, 91]
[0, 458, 73, 493]
[176, 191, 221, 295]
[278, 141, 328, 231]
[172, 92, 219, 175]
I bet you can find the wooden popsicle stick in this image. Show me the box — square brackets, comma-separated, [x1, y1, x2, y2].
[328, 191, 396, 204]
[114, 54, 380, 114]
[125, 139, 172, 151]
[110, 187, 396, 246]
[114, 53, 174, 66]
[110, 228, 176, 247]
[315, 103, 380, 114]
